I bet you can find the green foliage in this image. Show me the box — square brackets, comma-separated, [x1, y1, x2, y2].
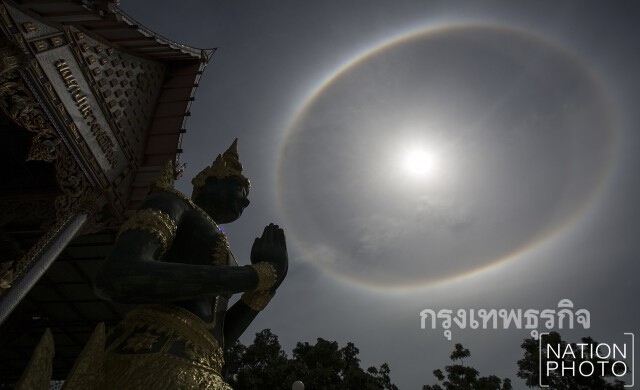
[224, 329, 398, 390]
[450, 343, 471, 365]
[517, 331, 626, 389]
[423, 343, 512, 390]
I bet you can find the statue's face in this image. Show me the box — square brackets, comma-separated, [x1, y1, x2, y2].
[195, 176, 250, 224]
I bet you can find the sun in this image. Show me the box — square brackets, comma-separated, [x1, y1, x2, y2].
[401, 147, 438, 177]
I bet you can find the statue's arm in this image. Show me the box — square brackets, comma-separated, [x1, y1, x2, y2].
[224, 223, 288, 346]
[93, 192, 259, 303]
[223, 299, 261, 347]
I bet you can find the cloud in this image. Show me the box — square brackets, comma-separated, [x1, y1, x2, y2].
[304, 243, 340, 267]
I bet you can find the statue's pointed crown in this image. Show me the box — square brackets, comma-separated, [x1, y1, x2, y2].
[191, 139, 250, 196]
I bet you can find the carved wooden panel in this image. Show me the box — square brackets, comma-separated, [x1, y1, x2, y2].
[69, 28, 166, 160]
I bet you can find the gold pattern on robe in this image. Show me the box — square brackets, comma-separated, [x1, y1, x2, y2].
[118, 209, 177, 256]
[102, 304, 232, 390]
[123, 331, 160, 352]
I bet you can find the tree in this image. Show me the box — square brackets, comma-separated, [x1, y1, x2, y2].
[423, 343, 512, 390]
[224, 329, 293, 389]
[517, 331, 626, 389]
[224, 329, 398, 390]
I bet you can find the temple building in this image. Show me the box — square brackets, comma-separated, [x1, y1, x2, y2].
[0, 0, 212, 383]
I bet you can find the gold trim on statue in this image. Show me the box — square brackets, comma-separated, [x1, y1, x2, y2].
[249, 262, 277, 291]
[191, 139, 250, 198]
[241, 290, 275, 311]
[118, 209, 177, 256]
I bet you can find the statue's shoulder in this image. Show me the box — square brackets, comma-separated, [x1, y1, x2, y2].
[139, 187, 192, 222]
[140, 160, 193, 218]
[145, 187, 188, 204]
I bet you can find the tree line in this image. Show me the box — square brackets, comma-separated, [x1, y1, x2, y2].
[224, 330, 627, 390]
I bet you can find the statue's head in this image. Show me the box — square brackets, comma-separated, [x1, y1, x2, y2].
[191, 139, 251, 223]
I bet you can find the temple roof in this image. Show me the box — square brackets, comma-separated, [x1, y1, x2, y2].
[9, 0, 214, 61]
[0, 0, 216, 382]
[4, 0, 215, 212]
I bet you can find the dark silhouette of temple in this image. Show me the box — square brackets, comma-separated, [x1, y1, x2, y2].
[0, 0, 213, 383]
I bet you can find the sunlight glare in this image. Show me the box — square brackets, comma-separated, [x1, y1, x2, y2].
[402, 147, 438, 177]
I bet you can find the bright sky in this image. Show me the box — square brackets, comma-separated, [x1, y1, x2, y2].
[122, 1, 640, 388]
